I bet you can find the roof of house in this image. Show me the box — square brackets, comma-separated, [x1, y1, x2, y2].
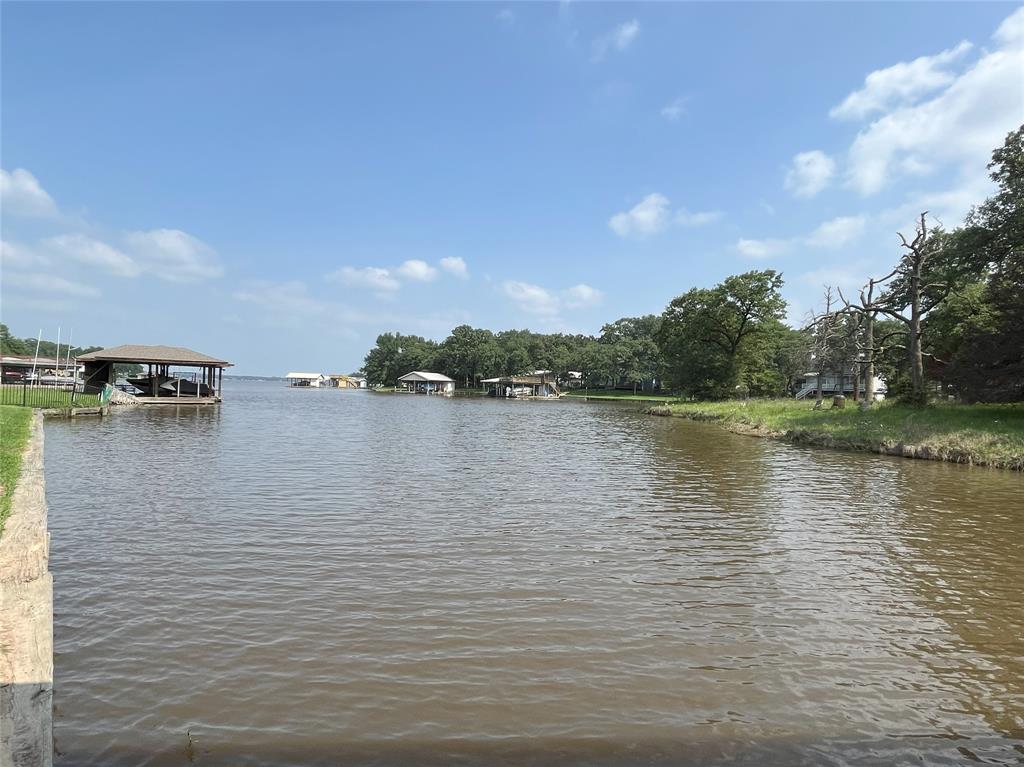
[286, 372, 324, 379]
[1, 355, 65, 367]
[398, 371, 455, 383]
[77, 345, 232, 367]
[483, 375, 558, 385]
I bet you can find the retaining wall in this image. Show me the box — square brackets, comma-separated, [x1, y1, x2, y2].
[0, 411, 53, 767]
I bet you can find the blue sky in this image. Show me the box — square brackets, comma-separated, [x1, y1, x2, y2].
[2, 2, 1021, 375]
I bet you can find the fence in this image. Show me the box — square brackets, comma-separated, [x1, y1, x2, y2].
[0, 382, 103, 409]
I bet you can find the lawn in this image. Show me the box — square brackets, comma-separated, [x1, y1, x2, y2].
[650, 399, 1024, 470]
[0, 406, 33, 536]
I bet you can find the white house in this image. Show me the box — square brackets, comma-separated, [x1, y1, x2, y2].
[286, 372, 326, 388]
[795, 370, 887, 400]
[397, 371, 455, 394]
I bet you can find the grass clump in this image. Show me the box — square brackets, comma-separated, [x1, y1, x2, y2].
[652, 399, 1024, 470]
[0, 406, 33, 535]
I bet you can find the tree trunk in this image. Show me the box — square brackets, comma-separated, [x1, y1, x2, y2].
[861, 311, 875, 409]
[908, 265, 926, 405]
[814, 372, 824, 409]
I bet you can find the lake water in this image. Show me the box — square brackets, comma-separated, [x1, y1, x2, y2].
[44, 380, 1024, 766]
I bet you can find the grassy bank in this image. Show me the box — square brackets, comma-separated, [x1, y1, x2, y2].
[564, 389, 678, 403]
[648, 399, 1024, 471]
[0, 406, 33, 535]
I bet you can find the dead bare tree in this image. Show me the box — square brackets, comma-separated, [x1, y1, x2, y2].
[840, 212, 946, 406]
[840, 273, 899, 409]
[806, 287, 845, 410]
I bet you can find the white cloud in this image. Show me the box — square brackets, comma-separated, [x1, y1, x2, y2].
[0, 240, 49, 270]
[804, 215, 867, 249]
[563, 283, 603, 309]
[737, 238, 790, 259]
[43, 234, 140, 277]
[592, 19, 639, 61]
[496, 8, 514, 25]
[610, 194, 721, 237]
[784, 150, 836, 198]
[738, 214, 867, 258]
[609, 193, 670, 237]
[830, 41, 973, 121]
[676, 209, 723, 227]
[395, 259, 438, 282]
[502, 281, 604, 315]
[612, 19, 640, 49]
[439, 256, 469, 279]
[4, 271, 99, 298]
[845, 8, 1023, 196]
[661, 97, 687, 121]
[328, 266, 401, 294]
[1, 168, 57, 217]
[123, 229, 223, 282]
[502, 281, 561, 315]
[234, 279, 332, 318]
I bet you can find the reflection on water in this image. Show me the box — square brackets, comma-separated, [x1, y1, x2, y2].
[45, 381, 1024, 766]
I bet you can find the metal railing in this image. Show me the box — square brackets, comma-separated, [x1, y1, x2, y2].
[0, 380, 101, 409]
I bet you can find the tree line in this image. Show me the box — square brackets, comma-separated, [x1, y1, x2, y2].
[363, 127, 1022, 405]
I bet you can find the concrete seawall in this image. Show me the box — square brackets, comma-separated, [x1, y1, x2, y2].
[0, 411, 53, 767]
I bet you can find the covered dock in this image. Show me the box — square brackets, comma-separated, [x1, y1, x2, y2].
[78, 344, 232, 404]
[482, 374, 560, 399]
[397, 371, 455, 394]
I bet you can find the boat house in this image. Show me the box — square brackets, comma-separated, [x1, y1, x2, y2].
[78, 344, 232, 404]
[397, 371, 455, 394]
[481, 374, 560, 398]
[326, 374, 366, 389]
[286, 372, 326, 388]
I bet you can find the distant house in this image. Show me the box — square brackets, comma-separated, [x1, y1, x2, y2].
[397, 371, 455, 394]
[795, 369, 887, 400]
[286, 372, 326, 388]
[326, 374, 368, 389]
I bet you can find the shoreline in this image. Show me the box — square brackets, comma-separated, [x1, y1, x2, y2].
[646, 401, 1024, 472]
[0, 410, 54, 767]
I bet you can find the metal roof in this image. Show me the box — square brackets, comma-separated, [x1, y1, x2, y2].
[77, 345, 232, 367]
[398, 371, 455, 383]
[286, 372, 324, 379]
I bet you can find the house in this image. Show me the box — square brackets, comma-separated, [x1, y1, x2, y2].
[397, 371, 455, 394]
[286, 372, 326, 388]
[0, 355, 80, 385]
[480, 374, 560, 398]
[794, 369, 887, 400]
[326, 374, 367, 389]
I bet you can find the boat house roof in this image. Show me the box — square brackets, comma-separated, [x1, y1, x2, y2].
[286, 372, 324, 379]
[77, 344, 232, 368]
[398, 371, 455, 383]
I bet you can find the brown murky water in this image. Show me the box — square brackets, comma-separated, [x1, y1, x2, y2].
[45, 381, 1024, 766]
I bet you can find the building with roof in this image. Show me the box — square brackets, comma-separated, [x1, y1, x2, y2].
[480, 374, 560, 399]
[326, 374, 366, 389]
[397, 371, 455, 394]
[286, 372, 326, 388]
[77, 344, 232, 404]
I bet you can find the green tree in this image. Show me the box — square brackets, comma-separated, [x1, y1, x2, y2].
[658, 270, 787, 398]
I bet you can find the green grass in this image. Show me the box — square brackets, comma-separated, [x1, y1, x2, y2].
[564, 388, 679, 402]
[0, 406, 33, 536]
[0, 385, 102, 409]
[650, 399, 1024, 470]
